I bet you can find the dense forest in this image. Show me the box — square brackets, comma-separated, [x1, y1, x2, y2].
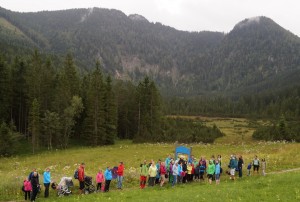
[0, 51, 224, 156]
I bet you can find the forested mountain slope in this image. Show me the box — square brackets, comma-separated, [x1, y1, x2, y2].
[0, 7, 300, 96]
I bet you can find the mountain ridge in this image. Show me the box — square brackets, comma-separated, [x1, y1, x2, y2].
[0, 7, 299, 96]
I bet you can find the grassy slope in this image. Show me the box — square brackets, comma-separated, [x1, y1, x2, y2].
[0, 117, 299, 201]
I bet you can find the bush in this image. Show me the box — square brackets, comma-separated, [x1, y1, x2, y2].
[0, 122, 21, 156]
[252, 121, 300, 142]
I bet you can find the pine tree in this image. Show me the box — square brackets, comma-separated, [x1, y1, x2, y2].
[54, 53, 80, 113]
[115, 80, 137, 139]
[135, 77, 162, 142]
[84, 61, 105, 146]
[103, 75, 117, 145]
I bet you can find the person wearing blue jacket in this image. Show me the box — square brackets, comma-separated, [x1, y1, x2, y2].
[43, 168, 51, 198]
[215, 161, 221, 185]
[104, 166, 112, 192]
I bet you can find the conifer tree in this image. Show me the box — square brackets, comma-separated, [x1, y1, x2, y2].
[10, 57, 27, 134]
[103, 75, 117, 145]
[0, 55, 10, 123]
[135, 77, 162, 142]
[84, 61, 105, 146]
[54, 53, 80, 113]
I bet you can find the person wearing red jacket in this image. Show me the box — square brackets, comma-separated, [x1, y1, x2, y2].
[160, 162, 167, 187]
[117, 162, 124, 189]
[78, 163, 85, 194]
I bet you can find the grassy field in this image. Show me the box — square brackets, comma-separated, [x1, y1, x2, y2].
[0, 117, 299, 201]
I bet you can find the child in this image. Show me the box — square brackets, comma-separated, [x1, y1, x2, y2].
[199, 161, 205, 181]
[23, 178, 32, 200]
[261, 159, 266, 176]
[96, 169, 104, 192]
[247, 162, 252, 176]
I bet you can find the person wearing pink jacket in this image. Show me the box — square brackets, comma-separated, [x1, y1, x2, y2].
[23, 178, 32, 200]
[96, 169, 104, 192]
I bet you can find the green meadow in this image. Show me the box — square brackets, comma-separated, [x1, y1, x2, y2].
[0, 117, 299, 201]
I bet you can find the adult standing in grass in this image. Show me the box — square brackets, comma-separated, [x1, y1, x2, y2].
[30, 171, 39, 202]
[140, 160, 148, 189]
[172, 162, 179, 186]
[229, 155, 237, 180]
[253, 155, 260, 174]
[207, 160, 215, 185]
[215, 160, 221, 185]
[199, 161, 205, 181]
[148, 162, 157, 187]
[104, 166, 112, 192]
[238, 156, 244, 178]
[182, 161, 187, 183]
[159, 162, 167, 187]
[117, 162, 124, 189]
[78, 163, 85, 194]
[43, 168, 51, 198]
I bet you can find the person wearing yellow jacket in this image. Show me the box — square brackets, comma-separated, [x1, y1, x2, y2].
[148, 162, 157, 187]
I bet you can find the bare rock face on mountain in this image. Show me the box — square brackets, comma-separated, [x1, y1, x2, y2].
[0, 7, 300, 96]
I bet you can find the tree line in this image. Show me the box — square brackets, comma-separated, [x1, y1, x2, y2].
[0, 51, 224, 155]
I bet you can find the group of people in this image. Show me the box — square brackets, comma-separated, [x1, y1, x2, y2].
[139, 154, 267, 188]
[77, 161, 125, 195]
[22, 162, 125, 201]
[22, 168, 50, 202]
[22, 154, 266, 201]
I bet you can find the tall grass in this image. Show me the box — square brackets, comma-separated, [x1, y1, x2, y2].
[0, 140, 299, 201]
[0, 117, 299, 201]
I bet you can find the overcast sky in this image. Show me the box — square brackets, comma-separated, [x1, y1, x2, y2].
[1, 0, 299, 36]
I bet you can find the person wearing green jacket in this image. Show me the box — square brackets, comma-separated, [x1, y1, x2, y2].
[140, 160, 148, 189]
[207, 160, 216, 184]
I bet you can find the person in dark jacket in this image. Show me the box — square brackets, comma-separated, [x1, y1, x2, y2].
[182, 161, 187, 183]
[238, 156, 244, 177]
[30, 172, 39, 202]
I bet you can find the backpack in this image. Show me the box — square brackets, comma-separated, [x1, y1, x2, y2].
[74, 169, 79, 179]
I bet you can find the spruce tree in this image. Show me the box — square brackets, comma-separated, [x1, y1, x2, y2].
[135, 77, 162, 142]
[103, 75, 117, 145]
[84, 61, 105, 146]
